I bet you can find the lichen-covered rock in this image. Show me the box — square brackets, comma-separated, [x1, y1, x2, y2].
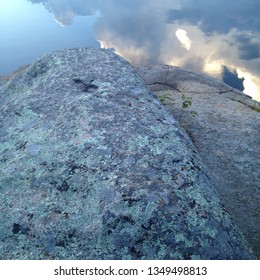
[0, 48, 255, 259]
[138, 64, 260, 258]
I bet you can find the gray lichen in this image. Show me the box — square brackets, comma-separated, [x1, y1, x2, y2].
[0, 48, 255, 259]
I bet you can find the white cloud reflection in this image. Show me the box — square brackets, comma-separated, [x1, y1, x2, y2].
[25, 0, 260, 101]
[175, 29, 191, 50]
[99, 38, 150, 66]
[237, 68, 260, 101]
[99, 22, 260, 101]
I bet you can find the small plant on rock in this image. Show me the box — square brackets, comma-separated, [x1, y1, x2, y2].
[158, 92, 198, 132]
[181, 94, 197, 117]
[159, 93, 176, 105]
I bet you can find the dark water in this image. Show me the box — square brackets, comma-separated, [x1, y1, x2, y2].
[1, 0, 260, 101]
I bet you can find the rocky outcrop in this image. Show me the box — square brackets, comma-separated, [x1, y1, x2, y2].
[138, 64, 260, 258]
[0, 48, 255, 259]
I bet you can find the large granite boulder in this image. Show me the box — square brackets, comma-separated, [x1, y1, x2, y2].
[138, 64, 260, 258]
[0, 48, 255, 259]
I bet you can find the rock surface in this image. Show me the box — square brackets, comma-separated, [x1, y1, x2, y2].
[0, 48, 255, 259]
[138, 64, 260, 258]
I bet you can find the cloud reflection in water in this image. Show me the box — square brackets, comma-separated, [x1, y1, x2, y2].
[22, 1, 260, 100]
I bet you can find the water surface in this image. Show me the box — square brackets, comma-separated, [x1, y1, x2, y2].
[1, 0, 260, 100]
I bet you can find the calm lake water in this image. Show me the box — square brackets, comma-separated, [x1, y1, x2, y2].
[1, 0, 260, 101]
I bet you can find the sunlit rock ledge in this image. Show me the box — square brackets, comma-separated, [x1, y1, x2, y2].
[0, 48, 257, 260]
